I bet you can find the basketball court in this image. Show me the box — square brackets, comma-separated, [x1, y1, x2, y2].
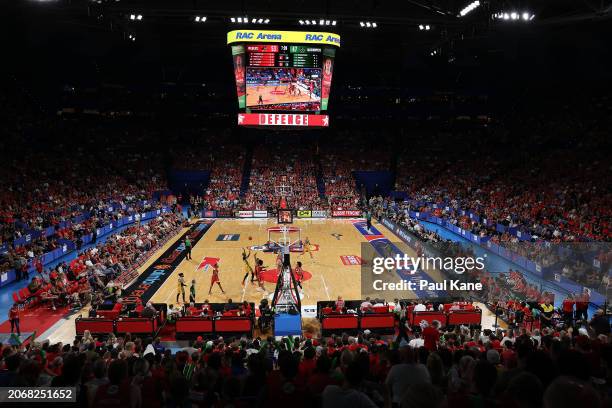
[35, 217, 502, 344]
[246, 84, 318, 107]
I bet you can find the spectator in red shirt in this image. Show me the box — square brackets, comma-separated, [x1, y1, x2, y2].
[9, 304, 20, 336]
[422, 320, 441, 351]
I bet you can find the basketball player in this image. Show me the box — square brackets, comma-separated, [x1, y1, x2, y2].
[176, 273, 187, 303]
[294, 261, 304, 289]
[208, 263, 225, 295]
[258, 95, 263, 106]
[254, 258, 266, 291]
[189, 279, 197, 303]
[366, 210, 372, 231]
[241, 248, 255, 286]
[302, 237, 313, 259]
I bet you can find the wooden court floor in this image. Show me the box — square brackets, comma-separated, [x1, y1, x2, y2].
[40, 219, 502, 344]
[149, 218, 389, 307]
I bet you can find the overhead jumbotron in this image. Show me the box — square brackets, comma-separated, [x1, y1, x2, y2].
[228, 29, 340, 127]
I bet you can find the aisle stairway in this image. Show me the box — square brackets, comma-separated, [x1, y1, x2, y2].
[239, 144, 254, 198]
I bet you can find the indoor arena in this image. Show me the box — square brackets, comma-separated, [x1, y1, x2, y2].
[1, 1, 610, 407]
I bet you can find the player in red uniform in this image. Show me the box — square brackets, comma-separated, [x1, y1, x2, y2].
[294, 261, 304, 289]
[208, 263, 225, 295]
[254, 258, 266, 291]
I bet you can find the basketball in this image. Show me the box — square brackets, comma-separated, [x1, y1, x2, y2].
[248, 236, 252, 240]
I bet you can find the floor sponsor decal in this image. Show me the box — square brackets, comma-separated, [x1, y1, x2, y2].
[216, 234, 240, 241]
[122, 221, 213, 303]
[340, 255, 363, 265]
[352, 220, 447, 298]
[198, 257, 220, 273]
[331, 233, 343, 240]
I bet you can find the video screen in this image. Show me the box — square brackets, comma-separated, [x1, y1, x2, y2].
[246, 67, 321, 111]
[240, 43, 333, 112]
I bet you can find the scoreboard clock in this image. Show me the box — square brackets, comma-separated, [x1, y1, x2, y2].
[278, 209, 293, 224]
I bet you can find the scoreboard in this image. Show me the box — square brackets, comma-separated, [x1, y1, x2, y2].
[246, 44, 321, 68]
[228, 30, 339, 127]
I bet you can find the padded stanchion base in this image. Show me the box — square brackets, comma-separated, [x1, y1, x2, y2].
[274, 313, 302, 337]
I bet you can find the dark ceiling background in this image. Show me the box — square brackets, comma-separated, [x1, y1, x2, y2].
[4, 0, 612, 109]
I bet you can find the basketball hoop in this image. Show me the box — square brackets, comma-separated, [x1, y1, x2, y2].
[268, 226, 301, 248]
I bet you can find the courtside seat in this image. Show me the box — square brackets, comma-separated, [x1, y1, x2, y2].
[372, 305, 390, 313]
[75, 316, 114, 336]
[116, 317, 158, 335]
[176, 316, 214, 339]
[447, 309, 482, 326]
[412, 310, 446, 328]
[321, 314, 359, 335]
[360, 312, 396, 334]
[215, 316, 253, 337]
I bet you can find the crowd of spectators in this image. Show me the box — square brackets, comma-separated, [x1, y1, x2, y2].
[0, 306, 609, 408]
[13, 213, 183, 315]
[242, 144, 326, 211]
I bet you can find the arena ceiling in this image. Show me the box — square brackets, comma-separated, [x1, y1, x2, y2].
[5, 0, 612, 92]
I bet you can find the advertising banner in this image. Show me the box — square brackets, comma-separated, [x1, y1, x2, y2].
[321, 48, 335, 110]
[216, 210, 233, 218]
[227, 30, 341, 47]
[238, 113, 329, 127]
[312, 210, 328, 218]
[237, 210, 254, 218]
[332, 210, 362, 217]
[253, 210, 268, 218]
[231, 45, 247, 109]
[297, 210, 312, 218]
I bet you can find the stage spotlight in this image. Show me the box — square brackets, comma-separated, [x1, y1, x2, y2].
[425, 24, 431, 30]
[194, 16, 206, 23]
[493, 11, 535, 22]
[419, 24, 424, 30]
[459, 1, 480, 17]
[331, 20, 337, 26]
[230, 17, 236, 23]
[299, 20, 304, 25]
[305, 20, 310, 25]
[264, 18, 270, 23]
[360, 21, 378, 28]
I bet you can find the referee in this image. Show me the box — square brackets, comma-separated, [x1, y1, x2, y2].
[366, 210, 372, 231]
[184, 237, 192, 260]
